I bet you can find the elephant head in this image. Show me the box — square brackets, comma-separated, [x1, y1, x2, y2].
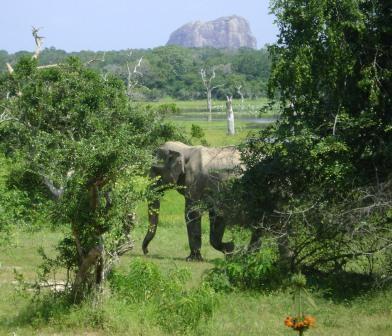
[151, 147, 185, 186]
[143, 142, 190, 255]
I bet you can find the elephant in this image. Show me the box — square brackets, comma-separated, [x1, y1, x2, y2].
[142, 141, 244, 261]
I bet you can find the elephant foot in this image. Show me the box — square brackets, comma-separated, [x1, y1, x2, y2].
[186, 250, 204, 262]
[142, 245, 149, 255]
[223, 242, 235, 254]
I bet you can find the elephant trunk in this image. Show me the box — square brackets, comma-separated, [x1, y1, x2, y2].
[142, 198, 160, 255]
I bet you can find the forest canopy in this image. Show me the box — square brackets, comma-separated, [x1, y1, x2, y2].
[0, 46, 271, 101]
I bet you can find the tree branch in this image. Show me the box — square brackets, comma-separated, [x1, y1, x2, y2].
[0, 110, 18, 124]
[126, 52, 143, 94]
[6, 63, 14, 74]
[43, 176, 64, 199]
[32, 26, 44, 59]
[84, 52, 106, 66]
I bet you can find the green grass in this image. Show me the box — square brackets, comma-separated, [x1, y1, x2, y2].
[173, 119, 265, 146]
[144, 98, 279, 118]
[1, 207, 391, 335]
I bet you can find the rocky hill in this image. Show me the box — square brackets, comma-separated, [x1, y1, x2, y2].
[166, 15, 257, 49]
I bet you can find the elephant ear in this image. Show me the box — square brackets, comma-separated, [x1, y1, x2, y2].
[168, 150, 185, 180]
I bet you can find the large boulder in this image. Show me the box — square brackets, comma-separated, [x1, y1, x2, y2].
[167, 15, 257, 49]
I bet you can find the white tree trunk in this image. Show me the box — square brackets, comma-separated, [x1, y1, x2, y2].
[207, 90, 212, 122]
[226, 96, 235, 135]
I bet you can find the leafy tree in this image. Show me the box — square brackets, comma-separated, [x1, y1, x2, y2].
[239, 0, 391, 273]
[0, 56, 168, 301]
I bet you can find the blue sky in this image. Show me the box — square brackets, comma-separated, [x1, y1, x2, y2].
[2, 0, 278, 52]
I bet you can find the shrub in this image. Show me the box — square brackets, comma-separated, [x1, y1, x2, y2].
[206, 245, 278, 291]
[110, 258, 217, 333]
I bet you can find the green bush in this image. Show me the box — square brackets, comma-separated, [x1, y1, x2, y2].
[110, 258, 217, 333]
[206, 246, 278, 291]
[109, 258, 166, 303]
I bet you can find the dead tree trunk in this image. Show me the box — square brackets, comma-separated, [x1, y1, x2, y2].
[236, 85, 245, 110]
[126, 50, 143, 97]
[226, 96, 235, 135]
[207, 90, 212, 121]
[200, 68, 222, 122]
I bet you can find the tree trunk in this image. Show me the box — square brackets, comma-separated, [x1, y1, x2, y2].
[226, 96, 235, 135]
[71, 183, 106, 302]
[207, 90, 212, 122]
[278, 234, 295, 272]
[72, 242, 104, 303]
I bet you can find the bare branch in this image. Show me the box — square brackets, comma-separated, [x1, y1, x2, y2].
[0, 108, 18, 124]
[332, 113, 339, 136]
[133, 56, 143, 75]
[6, 63, 14, 74]
[211, 84, 224, 90]
[36, 64, 60, 69]
[32, 169, 75, 199]
[43, 176, 64, 199]
[84, 52, 106, 66]
[126, 53, 143, 95]
[32, 26, 44, 59]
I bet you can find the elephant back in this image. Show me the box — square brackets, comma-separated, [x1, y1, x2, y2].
[185, 146, 242, 199]
[202, 146, 242, 175]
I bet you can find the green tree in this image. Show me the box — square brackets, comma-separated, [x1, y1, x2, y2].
[0, 56, 164, 301]
[239, 0, 391, 273]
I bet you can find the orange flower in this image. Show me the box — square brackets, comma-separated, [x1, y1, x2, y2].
[284, 316, 294, 327]
[294, 321, 305, 330]
[304, 315, 316, 327]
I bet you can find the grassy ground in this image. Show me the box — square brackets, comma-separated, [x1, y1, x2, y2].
[0, 113, 391, 335]
[1, 200, 391, 336]
[146, 98, 278, 118]
[173, 119, 265, 146]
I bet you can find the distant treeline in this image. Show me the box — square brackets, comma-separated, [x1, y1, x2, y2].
[0, 46, 270, 101]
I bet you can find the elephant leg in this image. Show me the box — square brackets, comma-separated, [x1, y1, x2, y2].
[209, 210, 234, 254]
[142, 199, 160, 255]
[248, 226, 263, 252]
[185, 199, 203, 261]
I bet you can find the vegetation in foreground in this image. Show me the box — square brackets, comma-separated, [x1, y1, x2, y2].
[0, 216, 391, 336]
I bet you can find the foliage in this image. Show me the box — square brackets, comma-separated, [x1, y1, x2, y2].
[0, 55, 175, 301]
[110, 258, 217, 333]
[190, 123, 209, 146]
[238, 0, 391, 274]
[206, 245, 278, 291]
[1, 46, 271, 100]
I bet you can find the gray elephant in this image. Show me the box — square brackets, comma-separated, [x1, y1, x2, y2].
[142, 141, 243, 261]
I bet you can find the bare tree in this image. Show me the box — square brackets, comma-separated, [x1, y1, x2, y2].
[226, 96, 235, 135]
[126, 50, 143, 97]
[236, 84, 245, 110]
[84, 52, 106, 66]
[200, 68, 222, 121]
[6, 27, 105, 74]
[31, 26, 44, 59]
[6, 27, 44, 74]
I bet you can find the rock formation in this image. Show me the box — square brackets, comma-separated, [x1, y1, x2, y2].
[167, 15, 257, 49]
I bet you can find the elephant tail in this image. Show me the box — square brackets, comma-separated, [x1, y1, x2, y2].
[142, 199, 160, 255]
